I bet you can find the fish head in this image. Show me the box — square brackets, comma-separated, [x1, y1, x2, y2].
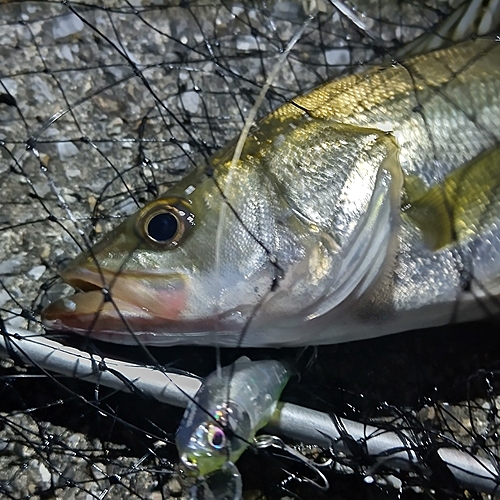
[41, 149, 302, 344]
[42, 116, 403, 346]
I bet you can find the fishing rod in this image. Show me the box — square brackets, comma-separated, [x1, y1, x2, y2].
[1, 325, 498, 495]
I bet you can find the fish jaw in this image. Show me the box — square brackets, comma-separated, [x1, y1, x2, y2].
[42, 265, 189, 340]
[41, 263, 255, 345]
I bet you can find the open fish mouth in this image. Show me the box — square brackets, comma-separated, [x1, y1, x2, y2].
[42, 267, 190, 340]
[41, 267, 249, 346]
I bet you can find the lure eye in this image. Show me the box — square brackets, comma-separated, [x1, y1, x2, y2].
[207, 424, 226, 450]
[137, 198, 195, 249]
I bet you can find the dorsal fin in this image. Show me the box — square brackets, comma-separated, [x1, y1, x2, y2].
[395, 0, 500, 59]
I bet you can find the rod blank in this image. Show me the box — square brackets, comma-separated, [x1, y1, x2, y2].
[1, 326, 498, 494]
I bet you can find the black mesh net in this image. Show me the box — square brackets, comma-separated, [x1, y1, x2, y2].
[1, 1, 500, 499]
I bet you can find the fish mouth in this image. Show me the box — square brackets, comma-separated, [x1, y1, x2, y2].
[42, 266, 189, 340]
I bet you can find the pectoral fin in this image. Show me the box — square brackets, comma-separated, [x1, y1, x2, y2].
[403, 145, 500, 250]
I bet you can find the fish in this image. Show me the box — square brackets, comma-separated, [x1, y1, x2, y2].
[176, 356, 291, 477]
[42, 36, 500, 347]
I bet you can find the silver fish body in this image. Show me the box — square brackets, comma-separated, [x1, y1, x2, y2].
[176, 357, 291, 476]
[42, 38, 500, 346]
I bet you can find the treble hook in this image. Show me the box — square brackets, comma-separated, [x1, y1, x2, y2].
[254, 434, 330, 491]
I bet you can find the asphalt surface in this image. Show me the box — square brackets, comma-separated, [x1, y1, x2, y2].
[0, 1, 499, 499]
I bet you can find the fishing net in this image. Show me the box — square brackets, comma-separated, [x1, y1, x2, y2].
[1, 0, 499, 498]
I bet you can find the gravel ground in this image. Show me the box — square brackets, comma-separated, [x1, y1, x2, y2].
[1, 1, 500, 499]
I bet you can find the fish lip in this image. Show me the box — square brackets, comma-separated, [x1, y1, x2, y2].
[59, 266, 186, 310]
[42, 265, 189, 334]
[61, 267, 112, 293]
[42, 267, 248, 344]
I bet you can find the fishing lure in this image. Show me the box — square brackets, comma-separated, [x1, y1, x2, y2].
[176, 357, 291, 477]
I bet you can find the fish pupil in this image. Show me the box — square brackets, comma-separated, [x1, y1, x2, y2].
[147, 212, 178, 242]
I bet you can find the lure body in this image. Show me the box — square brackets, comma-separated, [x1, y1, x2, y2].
[42, 38, 500, 346]
[175, 358, 291, 476]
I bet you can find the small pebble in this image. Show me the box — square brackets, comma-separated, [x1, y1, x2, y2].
[167, 476, 183, 495]
[0, 290, 10, 308]
[27, 265, 46, 280]
[57, 141, 79, 160]
[325, 48, 350, 66]
[180, 91, 200, 114]
[52, 13, 84, 39]
[107, 117, 124, 135]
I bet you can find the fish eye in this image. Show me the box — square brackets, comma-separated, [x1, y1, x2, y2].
[147, 212, 178, 242]
[207, 424, 226, 450]
[137, 198, 195, 249]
